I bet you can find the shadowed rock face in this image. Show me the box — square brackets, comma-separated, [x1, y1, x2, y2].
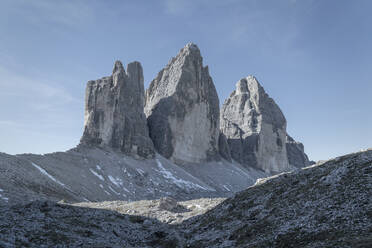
[220, 76, 291, 173]
[80, 61, 154, 158]
[182, 149, 372, 247]
[286, 134, 311, 168]
[145, 43, 220, 164]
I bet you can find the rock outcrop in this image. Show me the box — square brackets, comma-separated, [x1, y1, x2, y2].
[80, 61, 154, 158]
[183, 149, 372, 247]
[220, 76, 291, 173]
[286, 134, 311, 168]
[145, 43, 220, 164]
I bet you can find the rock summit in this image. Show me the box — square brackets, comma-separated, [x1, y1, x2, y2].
[145, 43, 220, 164]
[80, 61, 154, 158]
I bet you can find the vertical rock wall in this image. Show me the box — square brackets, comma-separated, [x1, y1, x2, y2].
[220, 76, 291, 173]
[145, 43, 220, 164]
[78, 43, 310, 170]
[286, 134, 311, 168]
[80, 61, 154, 158]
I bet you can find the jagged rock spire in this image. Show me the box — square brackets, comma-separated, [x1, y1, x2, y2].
[220, 76, 310, 173]
[220, 76, 291, 173]
[145, 43, 220, 164]
[80, 60, 154, 158]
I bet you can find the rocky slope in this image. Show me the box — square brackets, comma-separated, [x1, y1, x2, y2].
[182, 149, 372, 247]
[1, 149, 370, 247]
[145, 43, 221, 164]
[0, 146, 265, 206]
[220, 76, 310, 173]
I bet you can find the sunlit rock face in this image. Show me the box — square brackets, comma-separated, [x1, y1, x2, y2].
[145, 43, 220, 164]
[220, 76, 291, 174]
[80, 61, 154, 158]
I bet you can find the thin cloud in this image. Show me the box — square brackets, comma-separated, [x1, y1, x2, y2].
[3, 0, 95, 29]
[0, 65, 79, 105]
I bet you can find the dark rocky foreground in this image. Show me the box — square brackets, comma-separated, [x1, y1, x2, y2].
[1, 149, 371, 247]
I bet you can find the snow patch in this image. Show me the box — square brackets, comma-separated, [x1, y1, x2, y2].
[109, 186, 120, 195]
[0, 189, 8, 202]
[223, 185, 231, 191]
[156, 159, 210, 191]
[108, 175, 130, 193]
[123, 168, 131, 177]
[89, 169, 104, 181]
[31, 162, 67, 188]
[108, 175, 123, 188]
[0, 194, 8, 202]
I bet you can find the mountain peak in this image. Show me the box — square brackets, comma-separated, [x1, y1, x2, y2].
[184, 42, 199, 50]
[112, 60, 125, 74]
[177, 42, 201, 59]
[145, 43, 220, 164]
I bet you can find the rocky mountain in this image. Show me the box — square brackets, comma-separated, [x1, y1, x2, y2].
[1, 149, 370, 247]
[0, 42, 369, 248]
[80, 61, 154, 158]
[145, 43, 221, 164]
[220, 76, 310, 173]
[0, 43, 312, 207]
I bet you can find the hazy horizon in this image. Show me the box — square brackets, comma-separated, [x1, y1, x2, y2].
[1, 0, 371, 161]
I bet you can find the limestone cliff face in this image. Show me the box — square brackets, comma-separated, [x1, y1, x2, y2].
[145, 43, 220, 164]
[220, 76, 291, 173]
[286, 134, 311, 168]
[80, 61, 154, 158]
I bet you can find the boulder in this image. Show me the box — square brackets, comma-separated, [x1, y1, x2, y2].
[220, 76, 291, 173]
[80, 61, 154, 158]
[145, 43, 220, 164]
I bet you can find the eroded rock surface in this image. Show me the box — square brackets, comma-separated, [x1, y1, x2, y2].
[220, 76, 291, 173]
[1, 150, 371, 247]
[286, 134, 311, 168]
[182, 149, 372, 247]
[145, 43, 220, 164]
[80, 61, 154, 158]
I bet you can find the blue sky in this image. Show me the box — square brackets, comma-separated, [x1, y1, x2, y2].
[0, 0, 371, 161]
